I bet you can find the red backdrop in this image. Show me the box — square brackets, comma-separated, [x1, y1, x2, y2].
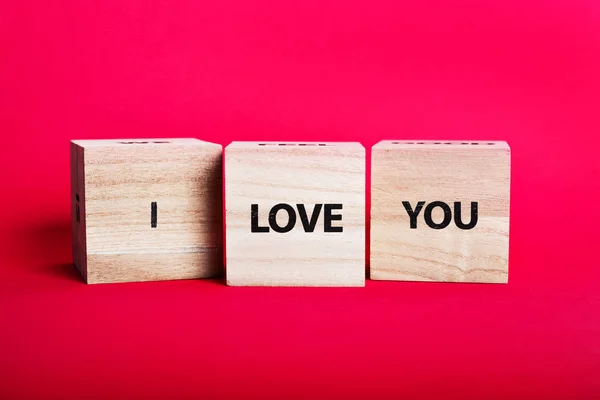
[1, 1, 599, 398]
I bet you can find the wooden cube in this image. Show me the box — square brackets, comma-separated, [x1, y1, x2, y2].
[225, 142, 366, 286]
[371, 140, 510, 283]
[71, 138, 223, 284]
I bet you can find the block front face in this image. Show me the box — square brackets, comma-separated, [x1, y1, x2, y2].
[371, 141, 510, 283]
[225, 142, 365, 286]
[72, 139, 223, 284]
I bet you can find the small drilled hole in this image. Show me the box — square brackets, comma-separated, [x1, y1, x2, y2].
[417, 142, 425, 144]
[153, 141, 170, 144]
[434, 142, 441, 144]
[444, 142, 452, 145]
[471, 142, 479, 145]
[487, 142, 495, 145]
[461, 142, 469, 145]
[75, 193, 80, 223]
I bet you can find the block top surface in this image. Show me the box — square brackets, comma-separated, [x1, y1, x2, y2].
[71, 138, 220, 149]
[373, 140, 509, 150]
[226, 141, 364, 150]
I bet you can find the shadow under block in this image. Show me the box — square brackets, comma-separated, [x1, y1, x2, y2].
[70, 138, 223, 284]
[225, 142, 366, 287]
[370, 141, 510, 283]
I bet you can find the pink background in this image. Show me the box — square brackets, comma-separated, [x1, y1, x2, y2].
[1, 1, 599, 398]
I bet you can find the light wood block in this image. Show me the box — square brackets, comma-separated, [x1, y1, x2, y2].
[225, 142, 366, 287]
[71, 138, 223, 284]
[371, 140, 510, 283]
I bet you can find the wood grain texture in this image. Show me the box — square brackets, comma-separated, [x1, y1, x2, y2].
[370, 140, 510, 283]
[70, 139, 223, 284]
[225, 142, 366, 287]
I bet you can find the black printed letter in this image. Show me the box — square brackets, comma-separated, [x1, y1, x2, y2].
[454, 201, 478, 230]
[151, 202, 158, 228]
[269, 203, 296, 233]
[324, 204, 343, 233]
[424, 201, 452, 229]
[251, 204, 270, 233]
[402, 201, 425, 229]
[297, 204, 322, 233]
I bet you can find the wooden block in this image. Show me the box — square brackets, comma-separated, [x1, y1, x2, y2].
[225, 142, 366, 287]
[370, 140, 510, 283]
[71, 138, 223, 284]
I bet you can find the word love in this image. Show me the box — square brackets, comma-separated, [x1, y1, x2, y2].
[402, 201, 478, 230]
[251, 203, 343, 233]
